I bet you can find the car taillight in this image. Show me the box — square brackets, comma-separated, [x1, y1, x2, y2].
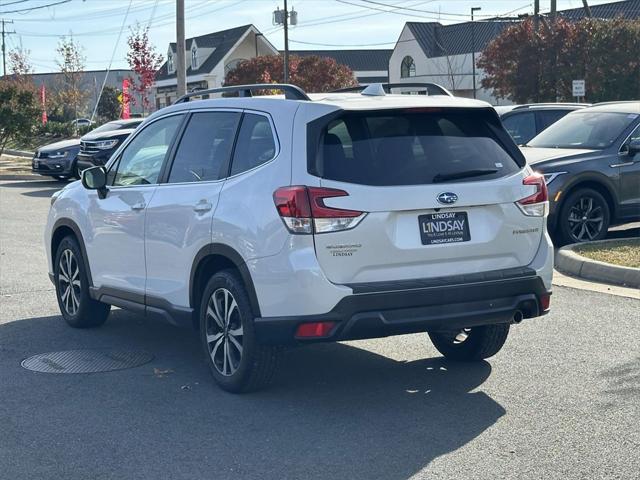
[516, 173, 548, 217]
[273, 186, 367, 234]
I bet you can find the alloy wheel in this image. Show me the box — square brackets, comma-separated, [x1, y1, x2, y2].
[58, 249, 81, 315]
[567, 196, 604, 242]
[205, 288, 243, 376]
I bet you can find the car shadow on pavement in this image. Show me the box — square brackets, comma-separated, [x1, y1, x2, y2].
[0, 179, 68, 189]
[0, 179, 68, 198]
[0, 311, 505, 480]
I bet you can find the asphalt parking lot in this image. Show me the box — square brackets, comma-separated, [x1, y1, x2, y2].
[1, 178, 639, 480]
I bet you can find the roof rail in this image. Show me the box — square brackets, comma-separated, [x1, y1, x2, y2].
[511, 102, 589, 110]
[332, 82, 453, 97]
[173, 83, 311, 104]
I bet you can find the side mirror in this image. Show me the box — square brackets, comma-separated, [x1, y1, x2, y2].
[627, 139, 640, 156]
[81, 166, 108, 199]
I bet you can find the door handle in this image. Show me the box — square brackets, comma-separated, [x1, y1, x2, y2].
[131, 202, 146, 211]
[193, 200, 213, 213]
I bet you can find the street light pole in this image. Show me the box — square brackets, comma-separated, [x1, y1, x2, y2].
[471, 7, 481, 99]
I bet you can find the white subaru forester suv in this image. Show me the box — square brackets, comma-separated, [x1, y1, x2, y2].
[45, 83, 553, 393]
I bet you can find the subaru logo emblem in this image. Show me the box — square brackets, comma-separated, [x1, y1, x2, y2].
[437, 192, 458, 205]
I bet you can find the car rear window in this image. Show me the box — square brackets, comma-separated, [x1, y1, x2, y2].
[310, 108, 522, 186]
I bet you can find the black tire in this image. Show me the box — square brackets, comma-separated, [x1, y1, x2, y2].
[557, 188, 610, 245]
[72, 162, 81, 180]
[199, 269, 281, 393]
[429, 324, 510, 361]
[54, 236, 110, 328]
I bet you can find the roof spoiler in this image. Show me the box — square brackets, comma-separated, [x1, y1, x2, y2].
[331, 82, 453, 97]
[174, 83, 311, 104]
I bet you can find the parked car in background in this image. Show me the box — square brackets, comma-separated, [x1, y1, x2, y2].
[75, 119, 144, 173]
[70, 118, 94, 129]
[496, 103, 589, 145]
[520, 101, 640, 245]
[32, 119, 144, 181]
[31, 139, 81, 181]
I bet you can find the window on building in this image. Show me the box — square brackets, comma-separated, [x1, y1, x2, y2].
[401, 56, 416, 78]
[167, 49, 174, 73]
[191, 45, 198, 70]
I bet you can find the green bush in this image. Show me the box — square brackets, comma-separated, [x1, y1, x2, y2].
[36, 121, 75, 138]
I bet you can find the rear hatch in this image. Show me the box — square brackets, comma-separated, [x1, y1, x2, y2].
[306, 107, 547, 285]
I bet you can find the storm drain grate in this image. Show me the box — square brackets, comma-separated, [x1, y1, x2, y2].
[21, 350, 154, 374]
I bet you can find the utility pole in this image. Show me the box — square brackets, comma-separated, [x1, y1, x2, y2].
[175, 0, 186, 97]
[1, 19, 16, 77]
[550, 0, 557, 20]
[283, 0, 289, 83]
[534, 0, 540, 31]
[581, 0, 592, 18]
[470, 7, 481, 99]
[273, 1, 297, 83]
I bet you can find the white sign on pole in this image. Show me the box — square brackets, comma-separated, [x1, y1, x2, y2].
[572, 80, 585, 97]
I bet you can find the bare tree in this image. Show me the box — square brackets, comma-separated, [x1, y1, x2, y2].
[56, 36, 87, 127]
[8, 47, 33, 77]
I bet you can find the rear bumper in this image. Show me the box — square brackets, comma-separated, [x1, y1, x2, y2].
[254, 271, 551, 345]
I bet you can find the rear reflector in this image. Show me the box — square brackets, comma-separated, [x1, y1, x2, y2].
[295, 321, 336, 338]
[517, 173, 549, 217]
[273, 186, 366, 234]
[540, 294, 551, 312]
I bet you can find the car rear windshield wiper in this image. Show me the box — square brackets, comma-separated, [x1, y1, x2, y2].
[432, 168, 498, 183]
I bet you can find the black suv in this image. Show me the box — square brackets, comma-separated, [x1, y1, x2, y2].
[496, 103, 589, 145]
[521, 102, 640, 244]
[76, 119, 143, 172]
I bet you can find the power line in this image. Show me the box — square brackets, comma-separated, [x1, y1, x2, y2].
[289, 38, 395, 47]
[335, 0, 475, 22]
[0, 0, 71, 15]
[13, 0, 238, 38]
[294, 0, 434, 29]
[0, 1, 31, 7]
[147, 0, 160, 29]
[361, 0, 531, 18]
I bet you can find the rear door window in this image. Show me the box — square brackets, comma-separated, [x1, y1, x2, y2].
[230, 113, 277, 176]
[502, 111, 536, 144]
[537, 110, 570, 130]
[168, 111, 241, 183]
[313, 109, 521, 186]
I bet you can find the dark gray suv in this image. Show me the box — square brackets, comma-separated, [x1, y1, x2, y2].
[521, 102, 640, 245]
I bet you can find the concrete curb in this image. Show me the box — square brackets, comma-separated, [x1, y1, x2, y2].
[4, 149, 34, 158]
[555, 239, 640, 289]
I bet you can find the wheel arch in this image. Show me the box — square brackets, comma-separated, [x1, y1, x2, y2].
[554, 174, 618, 229]
[190, 244, 261, 327]
[51, 218, 93, 286]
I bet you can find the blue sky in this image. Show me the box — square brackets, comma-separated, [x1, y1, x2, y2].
[0, 0, 622, 73]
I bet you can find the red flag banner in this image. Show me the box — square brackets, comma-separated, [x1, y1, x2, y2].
[40, 84, 47, 125]
[122, 78, 130, 119]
